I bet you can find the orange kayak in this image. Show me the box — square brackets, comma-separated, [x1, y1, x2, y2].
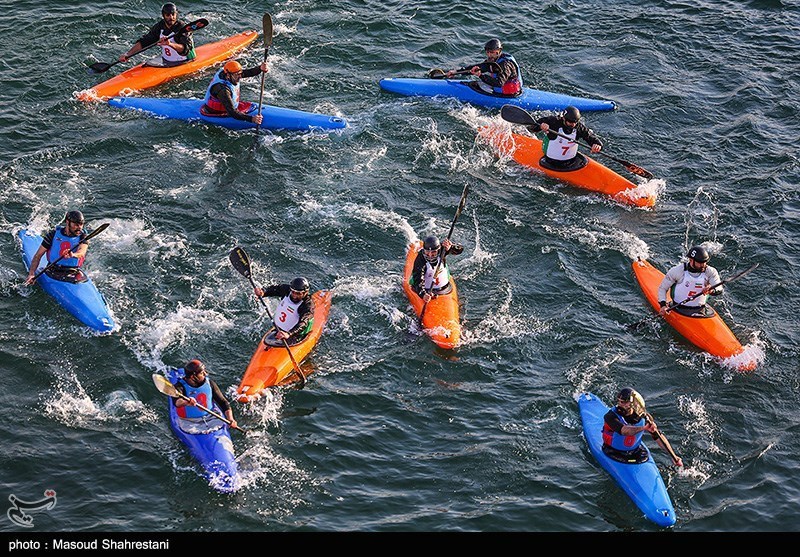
[236, 290, 332, 402]
[402, 241, 461, 350]
[76, 30, 258, 102]
[478, 125, 655, 208]
[632, 259, 756, 371]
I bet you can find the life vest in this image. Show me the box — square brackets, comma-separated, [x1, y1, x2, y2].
[274, 295, 303, 333]
[671, 264, 710, 307]
[47, 226, 84, 268]
[175, 375, 213, 419]
[424, 259, 451, 292]
[544, 125, 579, 161]
[602, 407, 646, 452]
[488, 53, 523, 95]
[159, 28, 191, 62]
[203, 69, 241, 113]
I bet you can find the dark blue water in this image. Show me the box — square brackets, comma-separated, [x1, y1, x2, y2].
[1, 0, 798, 536]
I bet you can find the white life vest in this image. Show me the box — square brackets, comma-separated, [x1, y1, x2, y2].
[424, 260, 451, 291]
[274, 295, 302, 332]
[160, 29, 189, 62]
[545, 127, 579, 161]
[672, 268, 708, 307]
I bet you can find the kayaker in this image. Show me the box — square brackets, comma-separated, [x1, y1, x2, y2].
[411, 235, 464, 303]
[200, 60, 269, 125]
[24, 210, 89, 285]
[446, 39, 523, 96]
[527, 106, 603, 171]
[254, 277, 316, 345]
[657, 245, 723, 318]
[119, 3, 196, 67]
[173, 359, 238, 430]
[602, 388, 683, 467]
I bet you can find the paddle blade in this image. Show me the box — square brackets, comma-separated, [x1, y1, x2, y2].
[86, 62, 114, 74]
[427, 68, 446, 79]
[229, 246, 252, 279]
[152, 373, 179, 397]
[186, 18, 209, 32]
[262, 13, 273, 49]
[622, 162, 654, 180]
[500, 104, 536, 126]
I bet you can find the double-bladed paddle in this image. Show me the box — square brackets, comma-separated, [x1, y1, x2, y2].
[86, 18, 209, 75]
[229, 246, 307, 388]
[427, 61, 502, 79]
[499, 104, 655, 180]
[152, 373, 248, 434]
[630, 392, 682, 466]
[419, 182, 469, 323]
[254, 13, 273, 138]
[28, 222, 110, 284]
[627, 261, 760, 332]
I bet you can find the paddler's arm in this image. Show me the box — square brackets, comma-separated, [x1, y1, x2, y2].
[210, 380, 237, 428]
[120, 23, 161, 62]
[24, 244, 48, 285]
[576, 123, 603, 153]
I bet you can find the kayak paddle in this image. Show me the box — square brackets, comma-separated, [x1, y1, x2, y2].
[419, 182, 468, 323]
[28, 222, 110, 284]
[630, 391, 682, 467]
[254, 13, 273, 139]
[228, 246, 307, 388]
[627, 261, 760, 332]
[427, 61, 502, 79]
[499, 104, 655, 180]
[86, 18, 209, 75]
[152, 373, 248, 434]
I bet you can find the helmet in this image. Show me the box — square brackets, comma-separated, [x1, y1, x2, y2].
[687, 245, 710, 263]
[563, 106, 581, 123]
[185, 359, 206, 376]
[422, 236, 441, 262]
[484, 38, 503, 51]
[224, 60, 243, 74]
[65, 210, 85, 224]
[422, 235, 441, 251]
[161, 3, 177, 15]
[290, 277, 310, 293]
[617, 387, 634, 402]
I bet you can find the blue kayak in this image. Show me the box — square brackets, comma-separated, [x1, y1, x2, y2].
[107, 97, 347, 131]
[578, 392, 676, 527]
[379, 77, 617, 112]
[166, 369, 239, 493]
[18, 229, 115, 333]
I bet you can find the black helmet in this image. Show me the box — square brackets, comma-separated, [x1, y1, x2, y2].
[563, 106, 581, 123]
[65, 210, 85, 224]
[484, 38, 503, 51]
[161, 2, 177, 14]
[687, 245, 710, 263]
[617, 387, 634, 402]
[185, 359, 206, 376]
[422, 235, 441, 251]
[290, 277, 310, 293]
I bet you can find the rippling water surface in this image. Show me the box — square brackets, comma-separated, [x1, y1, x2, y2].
[0, 0, 798, 535]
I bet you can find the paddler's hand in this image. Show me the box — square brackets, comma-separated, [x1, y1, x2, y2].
[275, 330, 289, 341]
[446, 69, 456, 78]
[259, 62, 268, 73]
[187, 397, 197, 407]
[441, 239, 452, 251]
[60, 248, 74, 259]
[119, 54, 129, 62]
[658, 302, 669, 316]
[423, 292, 433, 303]
[254, 287, 264, 297]
[673, 456, 684, 467]
[591, 143, 602, 153]
[538, 123, 550, 132]
[251, 114, 263, 125]
[24, 272, 37, 286]
[470, 66, 481, 76]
